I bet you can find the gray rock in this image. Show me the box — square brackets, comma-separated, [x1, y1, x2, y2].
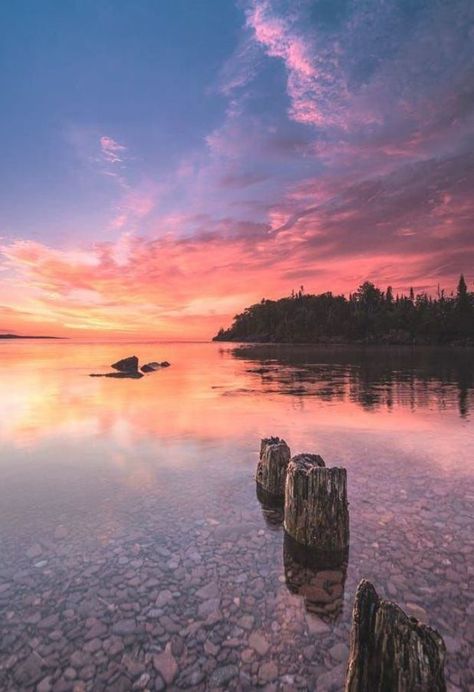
[329, 642, 349, 662]
[54, 525, 69, 540]
[317, 663, 346, 691]
[209, 664, 239, 688]
[111, 356, 139, 373]
[133, 673, 151, 690]
[195, 582, 219, 600]
[305, 612, 330, 635]
[111, 618, 137, 635]
[26, 544, 42, 559]
[13, 653, 44, 686]
[248, 631, 270, 656]
[198, 598, 220, 618]
[258, 661, 278, 683]
[37, 676, 53, 692]
[444, 635, 462, 654]
[155, 589, 173, 607]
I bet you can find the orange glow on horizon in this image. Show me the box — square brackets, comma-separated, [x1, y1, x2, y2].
[0, 232, 468, 340]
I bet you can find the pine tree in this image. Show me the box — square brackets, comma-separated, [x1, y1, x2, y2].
[457, 274, 468, 302]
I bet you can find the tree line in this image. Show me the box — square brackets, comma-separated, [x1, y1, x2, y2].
[213, 276, 474, 345]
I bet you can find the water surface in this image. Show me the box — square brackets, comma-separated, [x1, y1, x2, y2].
[0, 341, 472, 691]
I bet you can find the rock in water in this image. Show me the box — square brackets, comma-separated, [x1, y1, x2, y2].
[284, 454, 349, 553]
[141, 362, 160, 373]
[141, 361, 171, 372]
[256, 437, 291, 501]
[345, 579, 446, 692]
[111, 356, 139, 373]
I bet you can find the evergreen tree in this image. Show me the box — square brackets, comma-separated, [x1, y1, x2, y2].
[457, 274, 468, 303]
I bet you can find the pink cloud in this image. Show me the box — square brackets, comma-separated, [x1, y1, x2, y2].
[245, 0, 348, 128]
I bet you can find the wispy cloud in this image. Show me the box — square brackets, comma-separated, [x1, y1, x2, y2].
[100, 135, 127, 164]
[245, 0, 349, 127]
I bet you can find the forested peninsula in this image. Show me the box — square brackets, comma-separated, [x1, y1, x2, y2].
[213, 276, 474, 345]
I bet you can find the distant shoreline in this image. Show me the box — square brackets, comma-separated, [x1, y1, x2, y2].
[0, 334, 64, 340]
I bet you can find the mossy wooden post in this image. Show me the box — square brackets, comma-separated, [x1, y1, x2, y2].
[256, 437, 291, 503]
[284, 454, 349, 553]
[345, 579, 446, 692]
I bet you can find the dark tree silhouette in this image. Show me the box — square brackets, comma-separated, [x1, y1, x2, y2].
[214, 276, 474, 345]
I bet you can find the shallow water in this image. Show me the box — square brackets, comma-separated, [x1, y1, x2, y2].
[0, 341, 472, 691]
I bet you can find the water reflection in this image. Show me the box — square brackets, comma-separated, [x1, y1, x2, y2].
[231, 344, 474, 418]
[283, 533, 348, 622]
[255, 483, 284, 527]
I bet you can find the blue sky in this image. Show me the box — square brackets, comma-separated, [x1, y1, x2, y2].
[0, 0, 473, 336]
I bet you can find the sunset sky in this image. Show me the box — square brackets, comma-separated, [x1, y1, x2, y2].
[1, 0, 473, 338]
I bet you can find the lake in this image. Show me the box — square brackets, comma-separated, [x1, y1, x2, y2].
[0, 340, 472, 691]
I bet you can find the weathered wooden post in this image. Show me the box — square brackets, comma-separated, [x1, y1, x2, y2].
[283, 532, 348, 621]
[284, 453, 349, 555]
[345, 579, 446, 692]
[256, 437, 291, 504]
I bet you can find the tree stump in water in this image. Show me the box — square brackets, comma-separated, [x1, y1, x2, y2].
[256, 437, 291, 502]
[284, 454, 349, 553]
[345, 579, 446, 692]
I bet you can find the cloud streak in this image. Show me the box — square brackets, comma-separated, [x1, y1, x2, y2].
[100, 136, 127, 164]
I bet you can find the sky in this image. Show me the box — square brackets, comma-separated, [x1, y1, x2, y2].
[0, 0, 473, 338]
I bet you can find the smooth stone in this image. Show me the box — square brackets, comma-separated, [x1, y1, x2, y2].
[444, 635, 462, 654]
[316, 663, 346, 691]
[153, 644, 177, 686]
[37, 676, 53, 692]
[111, 619, 137, 635]
[84, 638, 102, 653]
[54, 526, 69, 540]
[198, 598, 220, 618]
[155, 590, 173, 607]
[304, 612, 330, 635]
[195, 582, 219, 600]
[329, 642, 349, 662]
[26, 544, 43, 559]
[239, 614, 255, 630]
[133, 673, 151, 690]
[204, 639, 219, 656]
[258, 661, 278, 684]
[248, 631, 270, 656]
[209, 665, 239, 688]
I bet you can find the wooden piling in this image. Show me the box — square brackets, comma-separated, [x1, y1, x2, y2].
[284, 454, 349, 553]
[256, 437, 291, 502]
[345, 579, 446, 692]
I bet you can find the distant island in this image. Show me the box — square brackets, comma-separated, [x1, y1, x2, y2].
[0, 333, 62, 339]
[213, 276, 474, 346]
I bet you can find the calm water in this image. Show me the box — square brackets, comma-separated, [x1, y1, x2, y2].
[0, 341, 472, 691]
